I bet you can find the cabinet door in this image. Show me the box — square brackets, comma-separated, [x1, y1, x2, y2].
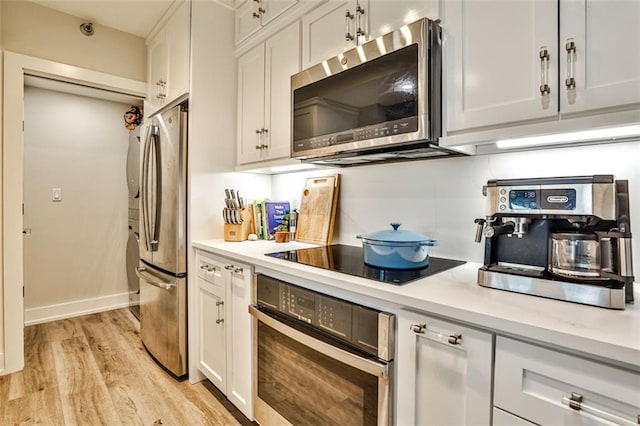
[302, 1, 354, 69]
[236, 0, 262, 44]
[225, 262, 254, 420]
[396, 310, 493, 425]
[264, 21, 301, 161]
[560, 0, 640, 116]
[368, 0, 439, 40]
[198, 279, 226, 392]
[237, 44, 266, 164]
[147, 30, 167, 114]
[262, 0, 298, 26]
[443, 0, 558, 133]
[166, 0, 191, 103]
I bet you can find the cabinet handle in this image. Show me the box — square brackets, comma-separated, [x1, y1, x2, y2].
[253, 12, 261, 19]
[410, 323, 463, 347]
[233, 267, 244, 274]
[448, 333, 462, 345]
[410, 323, 426, 334]
[561, 392, 638, 425]
[224, 264, 233, 270]
[345, 10, 354, 41]
[199, 264, 216, 272]
[355, 3, 366, 38]
[565, 39, 577, 89]
[255, 129, 263, 150]
[260, 128, 269, 150]
[216, 300, 224, 324]
[539, 47, 551, 95]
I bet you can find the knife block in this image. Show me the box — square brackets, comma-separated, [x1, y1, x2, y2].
[223, 208, 252, 242]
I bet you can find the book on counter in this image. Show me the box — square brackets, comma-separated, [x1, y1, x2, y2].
[249, 200, 290, 240]
[263, 201, 290, 240]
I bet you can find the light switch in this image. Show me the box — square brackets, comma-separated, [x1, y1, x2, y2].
[52, 188, 62, 202]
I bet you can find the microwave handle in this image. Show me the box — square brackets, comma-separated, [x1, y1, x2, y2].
[249, 305, 388, 378]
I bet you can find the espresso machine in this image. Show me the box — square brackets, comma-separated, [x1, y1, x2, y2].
[474, 175, 634, 309]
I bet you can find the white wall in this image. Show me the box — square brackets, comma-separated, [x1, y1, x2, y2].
[23, 86, 131, 321]
[0, 0, 146, 81]
[187, 0, 271, 381]
[271, 141, 640, 277]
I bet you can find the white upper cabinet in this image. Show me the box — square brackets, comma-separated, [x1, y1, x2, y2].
[560, 0, 640, 116]
[165, 1, 191, 104]
[444, 0, 558, 133]
[302, 1, 359, 68]
[146, 1, 191, 116]
[368, 0, 439, 40]
[302, 0, 439, 69]
[236, 0, 298, 44]
[147, 31, 167, 113]
[442, 0, 640, 144]
[237, 21, 301, 165]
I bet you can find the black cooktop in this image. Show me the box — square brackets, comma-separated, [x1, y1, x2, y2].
[265, 244, 466, 285]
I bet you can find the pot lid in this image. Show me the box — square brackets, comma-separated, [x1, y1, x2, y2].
[359, 223, 435, 243]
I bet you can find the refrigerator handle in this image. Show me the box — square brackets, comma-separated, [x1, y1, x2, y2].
[136, 266, 176, 290]
[141, 125, 153, 252]
[151, 126, 162, 252]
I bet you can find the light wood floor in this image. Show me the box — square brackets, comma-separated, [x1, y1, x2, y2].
[0, 308, 249, 425]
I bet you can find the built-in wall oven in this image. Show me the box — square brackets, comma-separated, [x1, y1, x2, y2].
[249, 274, 394, 425]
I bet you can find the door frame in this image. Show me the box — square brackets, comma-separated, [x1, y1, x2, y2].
[1, 51, 146, 375]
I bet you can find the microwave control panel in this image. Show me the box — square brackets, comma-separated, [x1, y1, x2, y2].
[293, 117, 418, 153]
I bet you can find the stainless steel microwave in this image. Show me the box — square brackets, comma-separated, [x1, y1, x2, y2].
[291, 17, 461, 166]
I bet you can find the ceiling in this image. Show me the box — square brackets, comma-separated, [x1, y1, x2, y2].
[29, 0, 175, 38]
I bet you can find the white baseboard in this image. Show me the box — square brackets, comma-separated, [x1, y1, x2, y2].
[25, 292, 134, 326]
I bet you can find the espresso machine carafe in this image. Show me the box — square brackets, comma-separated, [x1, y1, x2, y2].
[474, 175, 634, 309]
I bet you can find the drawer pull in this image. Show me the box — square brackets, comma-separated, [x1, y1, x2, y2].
[561, 392, 638, 425]
[410, 323, 464, 348]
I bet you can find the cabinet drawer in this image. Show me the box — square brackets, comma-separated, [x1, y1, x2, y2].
[196, 254, 225, 287]
[494, 336, 640, 425]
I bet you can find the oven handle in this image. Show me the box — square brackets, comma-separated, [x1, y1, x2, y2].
[249, 305, 388, 378]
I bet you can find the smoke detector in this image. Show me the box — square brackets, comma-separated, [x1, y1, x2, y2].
[80, 22, 94, 36]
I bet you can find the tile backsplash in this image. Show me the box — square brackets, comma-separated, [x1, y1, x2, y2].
[271, 141, 640, 276]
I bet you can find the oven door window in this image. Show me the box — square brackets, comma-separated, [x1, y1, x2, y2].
[258, 322, 379, 425]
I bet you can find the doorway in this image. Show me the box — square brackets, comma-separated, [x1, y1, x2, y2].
[2, 52, 145, 375]
[22, 77, 142, 324]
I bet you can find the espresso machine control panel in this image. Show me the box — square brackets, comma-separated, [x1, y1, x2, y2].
[484, 176, 616, 219]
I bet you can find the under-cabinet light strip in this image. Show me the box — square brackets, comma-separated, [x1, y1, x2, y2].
[496, 124, 640, 149]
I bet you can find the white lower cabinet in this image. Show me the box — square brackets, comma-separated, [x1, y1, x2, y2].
[396, 309, 493, 425]
[197, 278, 226, 391]
[195, 251, 253, 420]
[494, 336, 640, 425]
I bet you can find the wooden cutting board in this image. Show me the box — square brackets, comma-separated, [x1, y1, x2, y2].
[295, 174, 340, 245]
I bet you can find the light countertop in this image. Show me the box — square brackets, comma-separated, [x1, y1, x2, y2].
[192, 239, 640, 371]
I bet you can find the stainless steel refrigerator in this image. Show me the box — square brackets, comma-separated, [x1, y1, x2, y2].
[136, 103, 188, 377]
